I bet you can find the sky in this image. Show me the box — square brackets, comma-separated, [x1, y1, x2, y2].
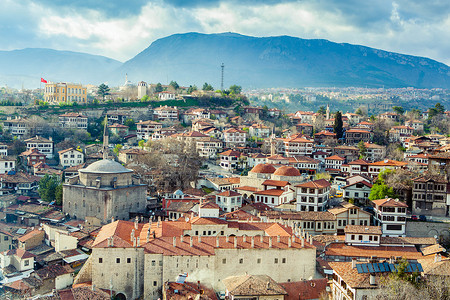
[1, 0, 449, 65]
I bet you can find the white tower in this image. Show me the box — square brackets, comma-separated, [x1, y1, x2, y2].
[326, 104, 330, 120]
[137, 81, 147, 99]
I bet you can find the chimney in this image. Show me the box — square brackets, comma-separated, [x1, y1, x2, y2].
[136, 237, 140, 247]
[190, 236, 193, 247]
[292, 235, 295, 243]
[251, 236, 255, 248]
[198, 235, 202, 243]
[260, 235, 264, 243]
[157, 221, 160, 228]
[134, 216, 138, 229]
[438, 254, 442, 262]
[288, 237, 292, 248]
[277, 235, 280, 243]
[173, 236, 176, 247]
[111, 237, 114, 247]
[369, 274, 376, 285]
[216, 236, 220, 247]
[352, 258, 357, 269]
[234, 237, 237, 248]
[226, 235, 229, 243]
[180, 235, 184, 243]
[243, 235, 246, 243]
[301, 238, 304, 248]
[111, 217, 115, 223]
[269, 236, 272, 248]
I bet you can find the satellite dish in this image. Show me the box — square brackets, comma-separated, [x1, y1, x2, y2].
[434, 235, 438, 239]
[185, 217, 190, 222]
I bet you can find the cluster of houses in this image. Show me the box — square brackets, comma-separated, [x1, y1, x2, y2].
[0, 103, 449, 299]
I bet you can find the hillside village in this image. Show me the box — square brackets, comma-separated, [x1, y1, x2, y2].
[0, 81, 448, 299]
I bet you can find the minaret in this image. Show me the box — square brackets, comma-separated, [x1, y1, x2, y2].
[102, 116, 109, 160]
[270, 128, 276, 156]
[326, 104, 330, 120]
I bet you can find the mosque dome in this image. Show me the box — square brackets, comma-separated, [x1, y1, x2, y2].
[250, 164, 276, 174]
[273, 166, 301, 177]
[79, 159, 132, 174]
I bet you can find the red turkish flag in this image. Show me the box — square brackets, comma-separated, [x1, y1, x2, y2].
[40, 78, 47, 83]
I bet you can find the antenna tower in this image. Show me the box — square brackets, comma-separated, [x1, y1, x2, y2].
[221, 63, 224, 91]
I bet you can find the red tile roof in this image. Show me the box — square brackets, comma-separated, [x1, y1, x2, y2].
[372, 198, 408, 207]
[326, 243, 423, 260]
[295, 179, 331, 188]
[217, 190, 242, 197]
[262, 180, 290, 187]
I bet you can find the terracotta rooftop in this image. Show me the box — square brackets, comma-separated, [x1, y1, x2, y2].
[326, 155, 345, 161]
[262, 179, 290, 187]
[295, 179, 331, 188]
[326, 243, 423, 260]
[18, 228, 44, 243]
[273, 166, 301, 177]
[421, 244, 446, 256]
[329, 262, 387, 289]
[250, 164, 276, 174]
[280, 278, 328, 300]
[344, 225, 382, 235]
[217, 190, 242, 197]
[220, 149, 241, 157]
[253, 189, 286, 196]
[372, 198, 408, 208]
[2, 248, 36, 259]
[262, 211, 336, 221]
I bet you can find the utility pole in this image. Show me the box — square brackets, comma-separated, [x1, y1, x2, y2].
[221, 63, 224, 91]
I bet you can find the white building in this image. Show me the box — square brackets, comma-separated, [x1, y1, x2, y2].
[253, 188, 295, 208]
[25, 136, 54, 159]
[58, 148, 85, 168]
[0, 143, 8, 156]
[223, 128, 247, 148]
[344, 225, 382, 246]
[153, 105, 179, 121]
[283, 135, 314, 157]
[295, 179, 331, 212]
[0, 157, 15, 174]
[216, 190, 242, 212]
[136, 120, 163, 140]
[158, 91, 176, 100]
[58, 113, 88, 129]
[372, 198, 407, 237]
[196, 137, 223, 159]
[219, 150, 241, 170]
[137, 81, 148, 99]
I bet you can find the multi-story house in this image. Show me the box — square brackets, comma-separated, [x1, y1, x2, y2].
[329, 202, 371, 234]
[223, 128, 247, 148]
[367, 159, 408, 179]
[294, 111, 315, 124]
[19, 148, 46, 169]
[0, 156, 15, 174]
[25, 136, 54, 159]
[342, 181, 372, 206]
[0, 143, 7, 156]
[58, 112, 88, 129]
[343, 113, 361, 125]
[296, 123, 314, 137]
[219, 150, 241, 170]
[379, 112, 399, 122]
[253, 187, 295, 208]
[344, 225, 382, 246]
[405, 120, 424, 132]
[154, 105, 179, 121]
[288, 156, 320, 176]
[3, 117, 44, 139]
[107, 112, 130, 125]
[372, 198, 407, 237]
[412, 175, 448, 217]
[295, 179, 331, 212]
[216, 190, 242, 212]
[247, 153, 267, 168]
[118, 149, 148, 164]
[314, 131, 337, 145]
[136, 120, 163, 140]
[196, 137, 223, 159]
[0, 172, 41, 195]
[347, 159, 370, 177]
[58, 148, 85, 168]
[157, 91, 176, 100]
[333, 146, 359, 162]
[389, 126, 414, 142]
[363, 143, 386, 162]
[345, 129, 372, 145]
[44, 82, 87, 104]
[249, 124, 270, 139]
[325, 155, 345, 171]
[283, 135, 314, 157]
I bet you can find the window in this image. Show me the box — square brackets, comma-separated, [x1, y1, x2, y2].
[153, 281, 157, 286]
[222, 259, 226, 264]
[257, 258, 261, 264]
[282, 258, 286, 263]
[24, 259, 29, 266]
[351, 235, 355, 240]
[274, 258, 278, 264]
[358, 235, 362, 241]
[116, 258, 120, 263]
[127, 258, 131, 263]
[99, 258, 103, 263]
[152, 260, 156, 266]
[239, 258, 243, 264]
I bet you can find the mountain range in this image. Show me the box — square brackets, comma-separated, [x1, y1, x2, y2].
[1, 32, 449, 89]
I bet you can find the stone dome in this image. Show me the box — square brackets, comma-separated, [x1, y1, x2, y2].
[79, 159, 132, 174]
[273, 166, 301, 177]
[250, 164, 276, 174]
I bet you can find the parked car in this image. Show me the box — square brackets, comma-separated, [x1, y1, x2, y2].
[419, 215, 427, 221]
[411, 215, 418, 221]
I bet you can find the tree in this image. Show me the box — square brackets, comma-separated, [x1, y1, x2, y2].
[113, 144, 123, 156]
[428, 102, 445, 119]
[155, 83, 163, 93]
[202, 83, 214, 91]
[124, 118, 136, 130]
[141, 95, 150, 102]
[393, 106, 405, 115]
[317, 106, 326, 115]
[229, 85, 242, 95]
[138, 140, 145, 149]
[358, 140, 367, 159]
[97, 83, 110, 101]
[333, 111, 343, 139]
[55, 184, 63, 206]
[187, 85, 197, 94]
[369, 182, 396, 200]
[38, 174, 61, 203]
[169, 80, 179, 90]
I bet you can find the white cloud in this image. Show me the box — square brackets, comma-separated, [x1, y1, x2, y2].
[0, 0, 448, 65]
